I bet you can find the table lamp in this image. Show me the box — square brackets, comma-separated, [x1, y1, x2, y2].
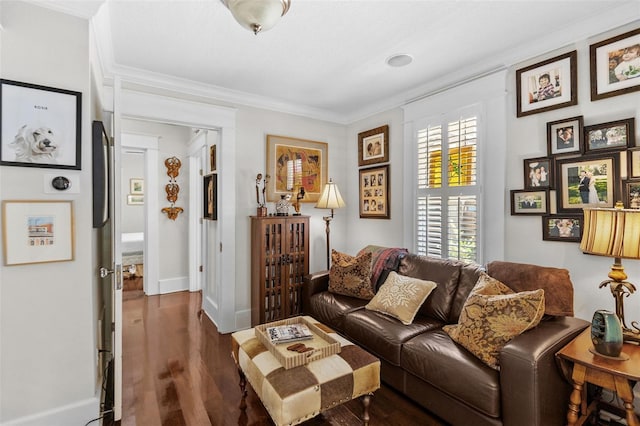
[315, 179, 345, 270]
[581, 204, 640, 343]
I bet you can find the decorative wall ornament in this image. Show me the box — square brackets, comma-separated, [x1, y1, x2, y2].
[255, 173, 269, 217]
[161, 156, 183, 220]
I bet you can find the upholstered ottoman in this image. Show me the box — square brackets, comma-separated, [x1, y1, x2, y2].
[231, 316, 380, 426]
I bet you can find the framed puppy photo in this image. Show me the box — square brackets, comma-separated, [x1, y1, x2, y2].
[0, 79, 82, 170]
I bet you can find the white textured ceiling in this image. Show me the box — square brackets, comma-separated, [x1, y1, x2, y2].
[32, 0, 640, 123]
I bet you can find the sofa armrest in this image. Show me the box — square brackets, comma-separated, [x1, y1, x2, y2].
[499, 316, 589, 426]
[302, 271, 329, 314]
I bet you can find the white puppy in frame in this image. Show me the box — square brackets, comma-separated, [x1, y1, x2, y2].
[9, 124, 59, 164]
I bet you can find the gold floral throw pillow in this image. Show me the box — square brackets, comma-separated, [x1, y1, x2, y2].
[443, 273, 545, 370]
[365, 271, 438, 325]
[329, 250, 375, 300]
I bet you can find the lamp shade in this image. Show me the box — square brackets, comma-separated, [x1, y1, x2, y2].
[581, 207, 640, 259]
[221, 0, 291, 34]
[315, 179, 345, 210]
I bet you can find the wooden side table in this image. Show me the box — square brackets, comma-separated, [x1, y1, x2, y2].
[556, 329, 640, 426]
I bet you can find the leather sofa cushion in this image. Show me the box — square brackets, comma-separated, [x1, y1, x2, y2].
[307, 291, 367, 333]
[448, 262, 485, 323]
[344, 309, 442, 365]
[397, 254, 461, 323]
[401, 329, 501, 418]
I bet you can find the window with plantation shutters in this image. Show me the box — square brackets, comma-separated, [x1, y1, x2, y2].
[415, 114, 479, 263]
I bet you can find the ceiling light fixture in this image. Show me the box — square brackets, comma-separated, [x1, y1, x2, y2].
[220, 0, 291, 35]
[386, 54, 413, 68]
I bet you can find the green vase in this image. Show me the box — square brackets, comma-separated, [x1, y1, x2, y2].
[591, 310, 623, 357]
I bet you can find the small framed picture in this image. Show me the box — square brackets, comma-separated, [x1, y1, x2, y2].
[2, 200, 75, 265]
[546, 116, 584, 157]
[210, 145, 216, 172]
[584, 118, 635, 154]
[623, 180, 640, 209]
[510, 189, 549, 215]
[590, 27, 640, 101]
[127, 195, 144, 205]
[0, 79, 82, 170]
[516, 51, 577, 117]
[542, 215, 583, 242]
[523, 157, 554, 189]
[130, 178, 144, 195]
[203, 173, 217, 220]
[555, 155, 619, 213]
[358, 125, 389, 167]
[359, 164, 389, 219]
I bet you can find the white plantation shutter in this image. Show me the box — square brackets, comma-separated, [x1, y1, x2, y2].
[415, 113, 480, 263]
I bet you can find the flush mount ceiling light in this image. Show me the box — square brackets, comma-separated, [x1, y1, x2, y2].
[386, 53, 413, 67]
[220, 0, 291, 35]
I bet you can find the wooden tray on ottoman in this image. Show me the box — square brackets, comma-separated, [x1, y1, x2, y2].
[255, 316, 341, 369]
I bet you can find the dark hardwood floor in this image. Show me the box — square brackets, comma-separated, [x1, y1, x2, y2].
[121, 289, 447, 425]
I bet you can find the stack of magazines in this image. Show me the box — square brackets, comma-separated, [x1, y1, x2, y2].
[267, 323, 313, 344]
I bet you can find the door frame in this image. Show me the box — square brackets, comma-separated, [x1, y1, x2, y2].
[104, 88, 238, 332]
[120, 135, 160, 295]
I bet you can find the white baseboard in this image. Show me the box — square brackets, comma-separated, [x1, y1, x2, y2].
[236, 309, 251, 330]
[2, 397, 100, 426]
[159, 276, 188, 294]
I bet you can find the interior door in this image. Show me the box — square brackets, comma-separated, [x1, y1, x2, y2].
[95, 114, 123, 421]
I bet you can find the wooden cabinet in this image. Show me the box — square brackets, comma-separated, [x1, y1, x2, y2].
[250, 216, 309, 326]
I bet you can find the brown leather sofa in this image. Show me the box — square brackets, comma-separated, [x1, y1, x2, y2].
[302, 253, 589, 426]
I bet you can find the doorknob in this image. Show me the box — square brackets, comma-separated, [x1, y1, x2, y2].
[100, 267, 114, 278]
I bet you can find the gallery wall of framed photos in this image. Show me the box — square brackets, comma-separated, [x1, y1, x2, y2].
[357, 125, 390, 219]
[511, 26, 640, 244]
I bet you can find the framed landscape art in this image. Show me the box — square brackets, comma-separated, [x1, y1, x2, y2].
[516, 51, 577, 117]
[590, 27, 640, 100]
[266, 135, 327, 203]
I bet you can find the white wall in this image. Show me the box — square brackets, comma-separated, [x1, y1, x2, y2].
[121, 120, 191, 289]
[233, 106, 348, 319]
[0, 2, 98, 423]
[505, 21, 640, 322]
[120, 152, 145, 234]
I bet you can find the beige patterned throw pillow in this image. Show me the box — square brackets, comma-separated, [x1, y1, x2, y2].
[329, 250, 375, 299]
[443, 273, 545, 370]
[365, 271, 437, 325]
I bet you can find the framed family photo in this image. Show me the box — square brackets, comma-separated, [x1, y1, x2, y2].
[590, 27, 640, 101]
[359, 165, 389, 219]
[266, 135, 327, 203]
[2, 200, 75, 265]
[358, 125, 389, 167]
[523, 156, 554, 189]
[203, 173, 217, 220]
[516, 51, 577, 117]
[510, 189, 549, 215]
[0, 79, 82, 170]
[584, 118, 635, 154]
[546, 116, 584, 157]
[623, 180, 640, 209]
[555, 155, 619, 213]
[541, 215, 583, 242]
